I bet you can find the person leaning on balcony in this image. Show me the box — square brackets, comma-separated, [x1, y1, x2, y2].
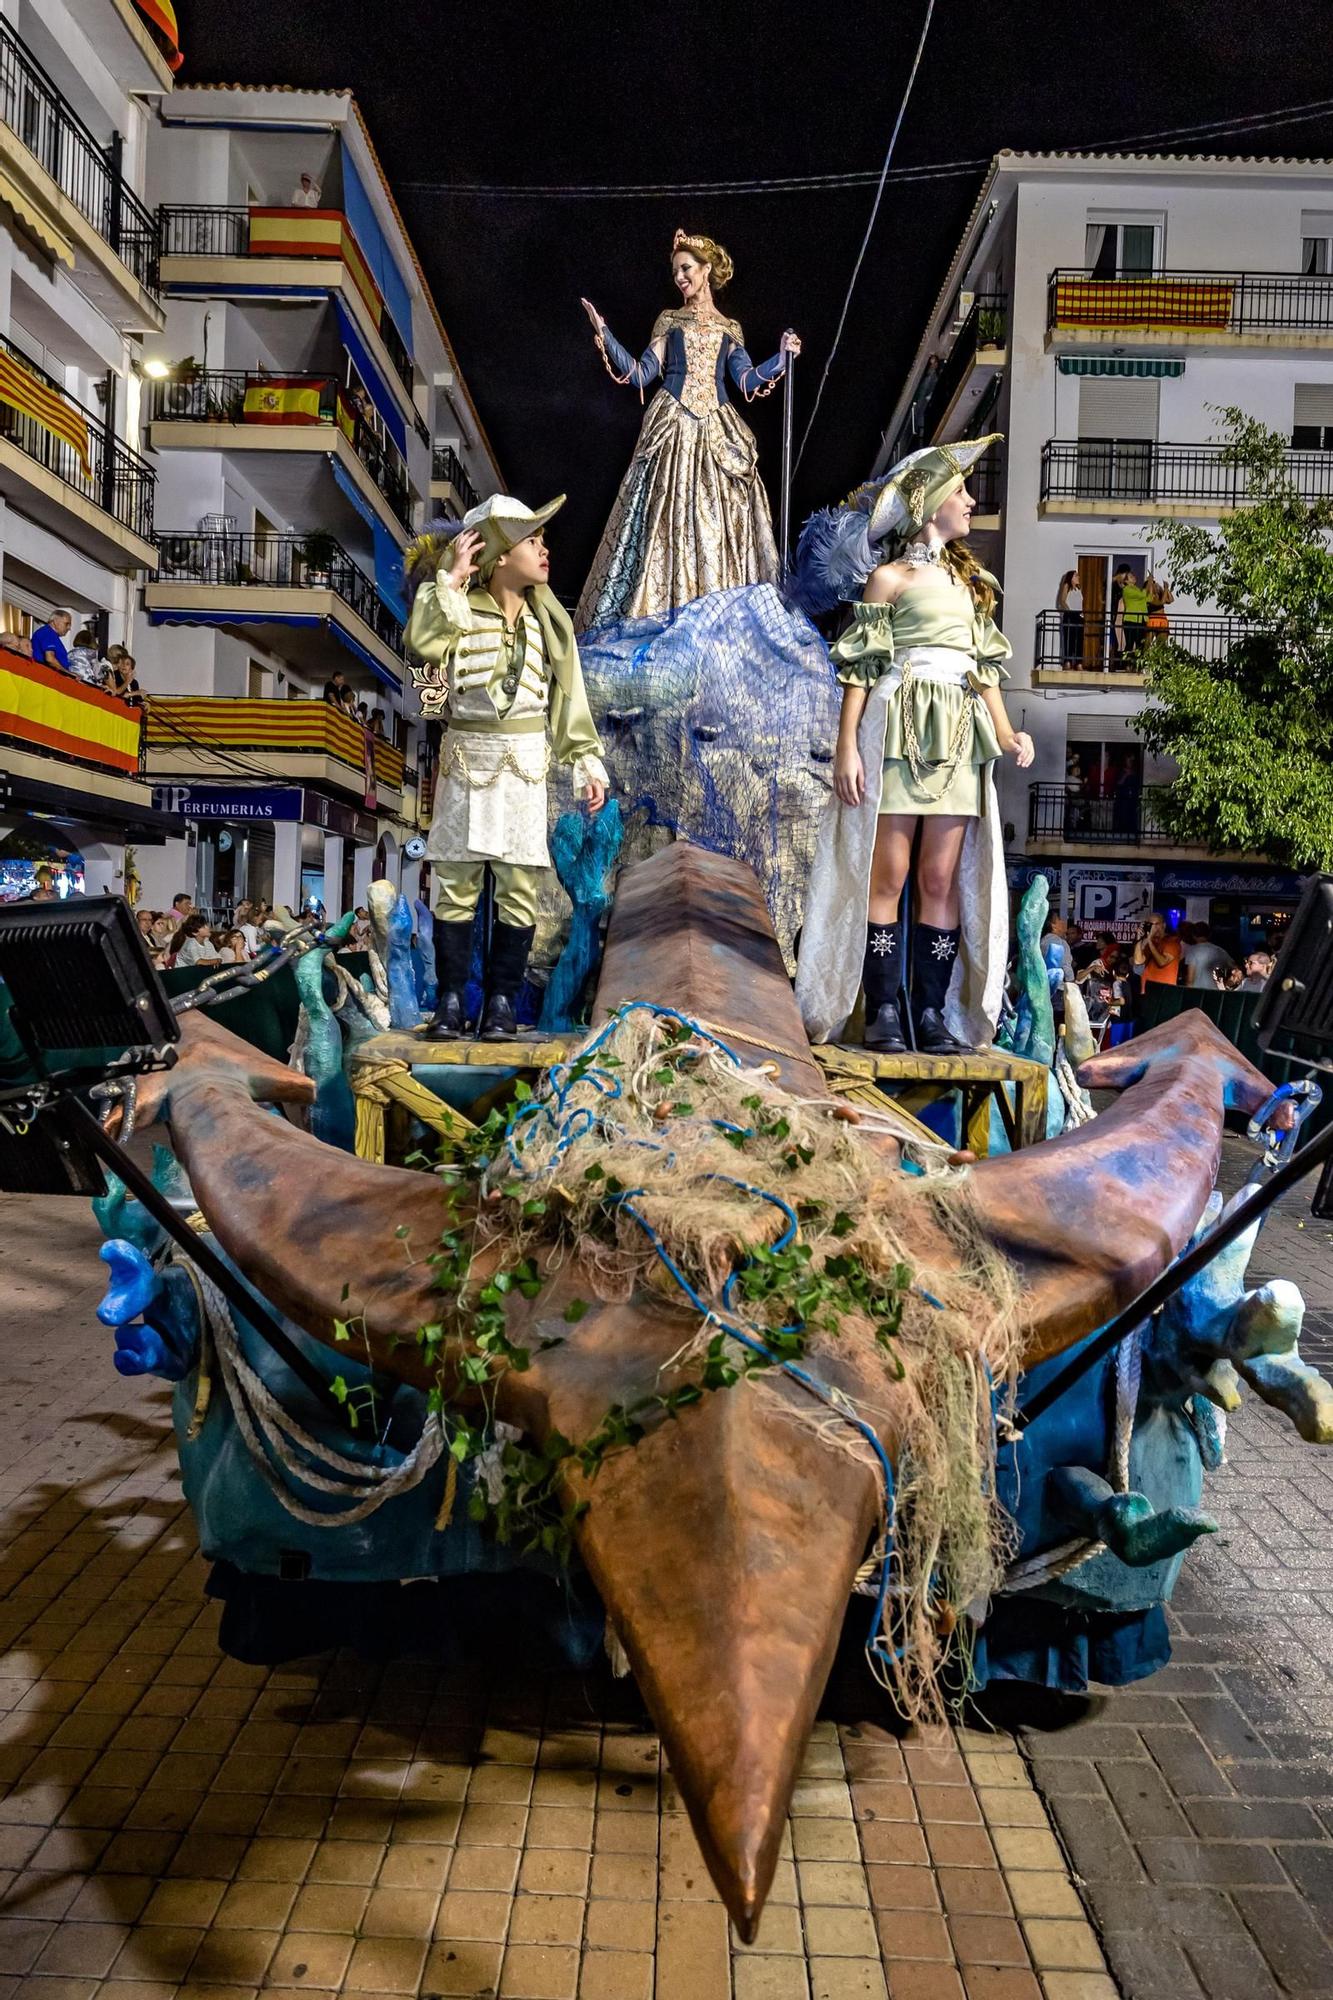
[322, 670, 352, 709]
[0, 630, 33, 659]
[1145, 574, 1174, 637]
[31, 609, 74, 674]
[289, 173, 322, 208]
[1132, 912, 1182, 987]
[1056, 571, 1083, 667]
[66, 629, 109, 687]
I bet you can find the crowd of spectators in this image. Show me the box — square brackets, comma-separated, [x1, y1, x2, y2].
[1033, 911, 1281, 1046]
[321, 672, 389, 736]
[3, 608, 140, 702]
[133, 895, 276, 969]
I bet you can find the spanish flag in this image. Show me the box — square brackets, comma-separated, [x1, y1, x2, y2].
[0, 346, 91, 479]
[131, 0, 184, 69]
[335, 389, 357, 444]
[242, 376, 329, 426]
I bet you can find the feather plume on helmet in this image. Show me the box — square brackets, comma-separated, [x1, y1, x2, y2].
[790, 436, 1001, 618]
[403, 515, 464, 601]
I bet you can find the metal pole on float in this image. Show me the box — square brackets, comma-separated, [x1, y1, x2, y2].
[779, 343, 796, 572]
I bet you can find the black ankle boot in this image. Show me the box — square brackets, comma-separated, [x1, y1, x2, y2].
[911, 925, 971, 1055]
[479, 921, 535, 1040]
[861, 919, 906, 1054]
[423, 920, 474, 1040]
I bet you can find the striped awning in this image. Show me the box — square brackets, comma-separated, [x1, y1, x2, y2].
[1056, 357, 1185, 379]
[0, 346, 91, 477]
[0, 162, 73, 269]
[131, 0, 183, 69]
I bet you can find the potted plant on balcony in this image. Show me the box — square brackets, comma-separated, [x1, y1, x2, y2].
[298, 531, 339, 587]
[160, 356, 204, 420]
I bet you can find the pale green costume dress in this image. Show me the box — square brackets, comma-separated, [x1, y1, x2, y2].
[795, 577, 1013, 1048]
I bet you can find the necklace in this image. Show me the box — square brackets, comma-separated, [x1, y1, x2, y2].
[903, 541, 944, 568]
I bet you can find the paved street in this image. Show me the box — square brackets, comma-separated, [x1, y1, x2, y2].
[0, 1127, 1331, 1998]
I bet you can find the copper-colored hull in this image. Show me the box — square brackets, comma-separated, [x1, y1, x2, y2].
[142, 847, 1279, 1935]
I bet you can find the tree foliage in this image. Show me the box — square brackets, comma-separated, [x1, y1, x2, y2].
[1135, 409, 1333, 870]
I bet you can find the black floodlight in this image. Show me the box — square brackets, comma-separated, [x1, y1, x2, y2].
[0, 895, 177, 1073]
[1254, 875, 1333, 1075]
[0, 1095, 106, 1196]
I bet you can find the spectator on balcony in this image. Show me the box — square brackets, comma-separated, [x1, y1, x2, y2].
[31, 609, 74, 674]
[1133, 912, 1182, 988]
[323, 670, 353, 710]
[1056, 571, 1084, 667]
[371, 710, 388, 739]
[289, 173, 323, 208]
[66, 629, 109, 688]
[0, 629, 32, 658]
[106, 651, 141, 703]
[1145, 574, 1174, 637]
[168, 912, 219, 968]
[1180, 920, 1236, 990]
[1119, 570, 1151, 658]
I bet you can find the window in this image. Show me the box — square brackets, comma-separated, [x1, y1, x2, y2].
[1075, 379, 1159, 501]
[1085, 214, 1163, 278]
[1292, 383, 1333, 451]
[1301, 212, 1333, 275]
[247, 660, 268, 699]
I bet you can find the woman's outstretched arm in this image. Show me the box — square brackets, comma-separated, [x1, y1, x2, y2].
[581, 298, 666, 390]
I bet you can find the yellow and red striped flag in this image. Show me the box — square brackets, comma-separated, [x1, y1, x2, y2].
[0, 347, 91, 479]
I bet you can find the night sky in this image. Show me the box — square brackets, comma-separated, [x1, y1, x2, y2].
[177, 0, 1333, 586]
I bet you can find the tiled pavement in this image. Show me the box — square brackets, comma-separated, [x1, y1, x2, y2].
[4, 1128, 1333, 1999]
[0, 1189, 1113, 2000]
[988, 1137, 1333, 2000]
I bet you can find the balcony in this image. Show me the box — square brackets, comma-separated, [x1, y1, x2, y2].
[146, 371, 413, 538]
[0, 15, 162, 326]
[1048, 267, 1333, 353]
[1027, 781, 1176, 855]
[1031, 608, 1253, 688]
[158, 205, 415, 405]
[920, 293, 1008, 443]
[431, 442, 479, 514]
[144, 696, 405, 810]
[0, 643, 149, 820]
[146, 531, 405, 690]
[0, 333, 156, 567]
[1039, 438, 1333, 519]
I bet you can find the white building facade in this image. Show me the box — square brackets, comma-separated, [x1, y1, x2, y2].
[131, 84, 500, 919]
[0, 0, 178, 899]
[877, 151, 1333, 951]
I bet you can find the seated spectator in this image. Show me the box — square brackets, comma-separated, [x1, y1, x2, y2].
[150, 912, 176, 953]
[1180, 920, 1236, 990]
[215, 928, 249, 963]
[30, 609, 74, 673]
[66, 629, 110, 687]
[171, 892, 194, 920]
[1238, 948, 1275, 993]
[168, 913, 219, 967]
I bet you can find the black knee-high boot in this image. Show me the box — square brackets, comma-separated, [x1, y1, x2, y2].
[912, 923, 970, 1055]
[479, 921, 535, 1039]
[423, 920, 475, 1039]
[861, 919, 906, 1053]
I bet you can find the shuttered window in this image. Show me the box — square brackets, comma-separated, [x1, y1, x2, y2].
[1077, 375, 1160, 440]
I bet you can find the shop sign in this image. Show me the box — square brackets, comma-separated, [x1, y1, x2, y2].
[151, 785, 302, 821]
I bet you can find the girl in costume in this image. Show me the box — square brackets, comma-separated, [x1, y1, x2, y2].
[576, 230, 800, 629]
[793, 439, 1034, 1057]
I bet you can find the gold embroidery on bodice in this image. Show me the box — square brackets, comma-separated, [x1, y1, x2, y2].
[677, 314, 728, 419]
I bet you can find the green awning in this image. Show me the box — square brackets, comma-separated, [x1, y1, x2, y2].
[1057, 356, 1185, 378]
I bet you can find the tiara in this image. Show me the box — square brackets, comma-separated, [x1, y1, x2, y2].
[672, 228, 709, 255]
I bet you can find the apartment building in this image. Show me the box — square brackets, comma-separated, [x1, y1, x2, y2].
[131, 84, 500, 917]
[877, 151, 1333, 950]
[0, 0, 178, 901]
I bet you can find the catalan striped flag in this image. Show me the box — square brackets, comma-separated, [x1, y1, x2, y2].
[0, 347, 91, 479]
[242, 376, 329, 426]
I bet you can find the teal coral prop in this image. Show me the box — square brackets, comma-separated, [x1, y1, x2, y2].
[539, 801, 623, 1032]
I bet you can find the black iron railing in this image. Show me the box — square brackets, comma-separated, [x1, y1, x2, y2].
[1040, 438, 1333, 509]
[431, 442, 479, 512]
[153, 531, 405, 658]
[1048, 267, 1333, 336]
[1028, 782, 1174, 846]
[969, 443, 1003, 515]
[0, 17, 160, 298]
[1033, 607, 1262, 674]
[921, 291, 1008, 442]
[0, 333, 155, 542]
[147, 371, 412, 531]
[158, 204, 251, 257]
[379, 314, 414, 396]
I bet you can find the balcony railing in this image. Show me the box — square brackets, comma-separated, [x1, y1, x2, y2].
[431, 442, 479, 513]
[1040, 438, 1333, 509]
[147, 371, 412, 531]
[1033, 607, 1261, 674]
[145, 696, 404, 792]
[1048, 267, 1333, 337]
[0, 643, 144, 779]
[157, 204, 415, 394]
[0, 17, 160, 298]
[1028, 782, 1174, 847]
[919, 291, 1008, 441]
[0, 334, 155, 543]
[153, 531, 405, 659]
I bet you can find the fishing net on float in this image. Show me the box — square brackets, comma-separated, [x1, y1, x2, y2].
[444, 1001, 1023, 1724]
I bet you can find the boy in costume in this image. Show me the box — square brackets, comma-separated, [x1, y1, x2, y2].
[405, 495, 610, 1039]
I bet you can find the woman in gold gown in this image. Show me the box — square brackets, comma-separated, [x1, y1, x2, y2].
[576, 230, 800, 630]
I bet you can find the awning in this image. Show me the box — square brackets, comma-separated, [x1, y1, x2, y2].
[0, 163, 74, 268]
[339, 145, 413, 361]
[146, 608, 401, 692]
[332, 296, 406, 452]
[328, 458, 408, 625]
[131, 0, 184, 68]
[1057, 357, 1186, 379]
